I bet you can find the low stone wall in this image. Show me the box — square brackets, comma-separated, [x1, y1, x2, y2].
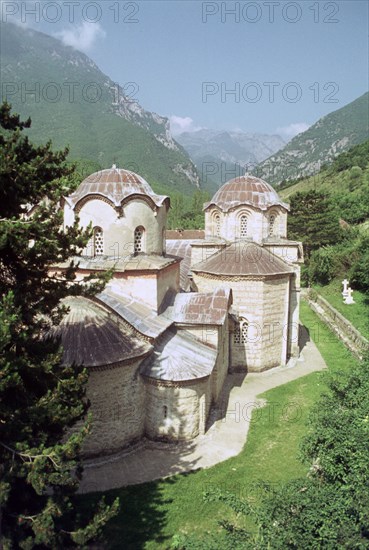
[304, 288, 369, 358]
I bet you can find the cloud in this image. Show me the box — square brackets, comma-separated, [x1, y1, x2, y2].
[169, 115, 204, 135]
[56, 21, 106, 52]
[276, 122, 310, 139]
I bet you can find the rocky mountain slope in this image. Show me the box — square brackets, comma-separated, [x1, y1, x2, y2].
[256, 92, 369, 185]
[0, 22, 199, 194]
[176, 129, 285, 191]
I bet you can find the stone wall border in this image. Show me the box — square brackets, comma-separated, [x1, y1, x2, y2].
[304, 288, 369, 359]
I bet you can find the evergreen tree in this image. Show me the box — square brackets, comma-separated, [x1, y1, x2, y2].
[0, 103, 118, 548]
[288, 190, 342, 260]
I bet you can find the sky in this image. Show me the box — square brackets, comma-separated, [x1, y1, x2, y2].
[2, 0, 368, 138]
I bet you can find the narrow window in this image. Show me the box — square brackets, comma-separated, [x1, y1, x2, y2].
[234, 324, 241, 344]
[134, 226, 145, 254]
[163, 405, 168, 419]
[240, 322, 248, 344]
[214, 214, 221, 237]
[240, 215, 248, 238]
[234, 320, 248, 344]
[269, 214, 276, 236]
[93, 227, 104, 256]
[162, 227, 166, 254]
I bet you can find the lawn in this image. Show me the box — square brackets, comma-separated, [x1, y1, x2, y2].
[313, 279, 369, 340]
[75, 300, 359, 549]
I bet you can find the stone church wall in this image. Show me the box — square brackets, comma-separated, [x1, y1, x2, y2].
[212, 317, 229, 400]
[260, 276, 290, 369]
[193, 273, 290, 371]
[143, 377, 212, 441]
[157, 262, 180, 313]
[177, 322, 229, 403]
[80, 359, 145, 457]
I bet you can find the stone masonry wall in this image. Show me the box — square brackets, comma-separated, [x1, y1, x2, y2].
[144, 377, 211, 441]
[260, 276, 290, 369]
[80, 359, 145, 457]
[306, 290, 369, 358]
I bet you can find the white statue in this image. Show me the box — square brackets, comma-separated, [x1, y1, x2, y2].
[344, 287, 355, 304]
[342, 278, 349, 297]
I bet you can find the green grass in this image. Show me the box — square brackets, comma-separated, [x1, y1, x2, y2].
[76, 300, 358, 549]
[313, 280, 369, 340]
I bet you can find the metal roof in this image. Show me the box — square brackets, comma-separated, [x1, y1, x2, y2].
[56, 254, 179, 273]
[165, 287, 232, 325]
[140, 328, 217, 382]
[204, 175, 289, 212]
[192, 242, 293, 277]
[166, 239, 197, 291]
[67, 166, 168, 209]
[50, 296, 151, 367]
[96, 288, 173, 339]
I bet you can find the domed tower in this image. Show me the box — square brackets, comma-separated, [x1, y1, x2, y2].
[204, 175, 289, 244]
[190, 174, 303, 372]
[62, 166, 180, 313]
[64, 165, 169, 257]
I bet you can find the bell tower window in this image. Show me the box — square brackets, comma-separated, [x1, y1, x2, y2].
[214, 214, 221, 237]
[240, 215, 248, 238]
[234, 319, 248, 344]
[134, 226, 145, 254]
[93, 227, 104, 256]
[269, 214, 276, 236]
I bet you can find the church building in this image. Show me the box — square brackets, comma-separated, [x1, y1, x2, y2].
[53, 166, 303, 457]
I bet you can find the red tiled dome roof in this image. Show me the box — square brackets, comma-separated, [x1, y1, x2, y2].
[204, 175, 289, 212]
[68, 166, 168, 209]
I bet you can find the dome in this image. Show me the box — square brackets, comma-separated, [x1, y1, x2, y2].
[204, 175, 289, 212]
[68, 165, 169, 210]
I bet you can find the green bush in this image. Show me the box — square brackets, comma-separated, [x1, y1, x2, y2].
[308, 246, 338, 285]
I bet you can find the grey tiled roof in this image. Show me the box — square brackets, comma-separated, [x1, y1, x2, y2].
[50, 296, 151, 367]
[56, 254, 179, 272]
[192, 242, 293, 277]
[204, 175, 289, 212]
[96, 288, 173, 339]
[140, 328, 217, 382]
[165, 287, 231, 325]
[67, 167, 168, 209]
[166, 239, 198, 291]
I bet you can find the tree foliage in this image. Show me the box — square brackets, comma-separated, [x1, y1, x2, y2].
[288, 190, 342, 260]
[182, 357, 369, 549]
[0, 103, 118, 548]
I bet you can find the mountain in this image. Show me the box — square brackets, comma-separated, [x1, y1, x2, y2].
[176, 129, 285, 192]
[256, 92, 369, 185]
[0, 22, 199, 195]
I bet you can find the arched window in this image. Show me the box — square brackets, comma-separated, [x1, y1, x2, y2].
[233, 319, 248, 344]
[214, 214, 221, 237]
[93, 227, 104, 256]
[269, 214, 276, 236]
[240, 215, 248, 238]
[134, 226, 145, 254]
